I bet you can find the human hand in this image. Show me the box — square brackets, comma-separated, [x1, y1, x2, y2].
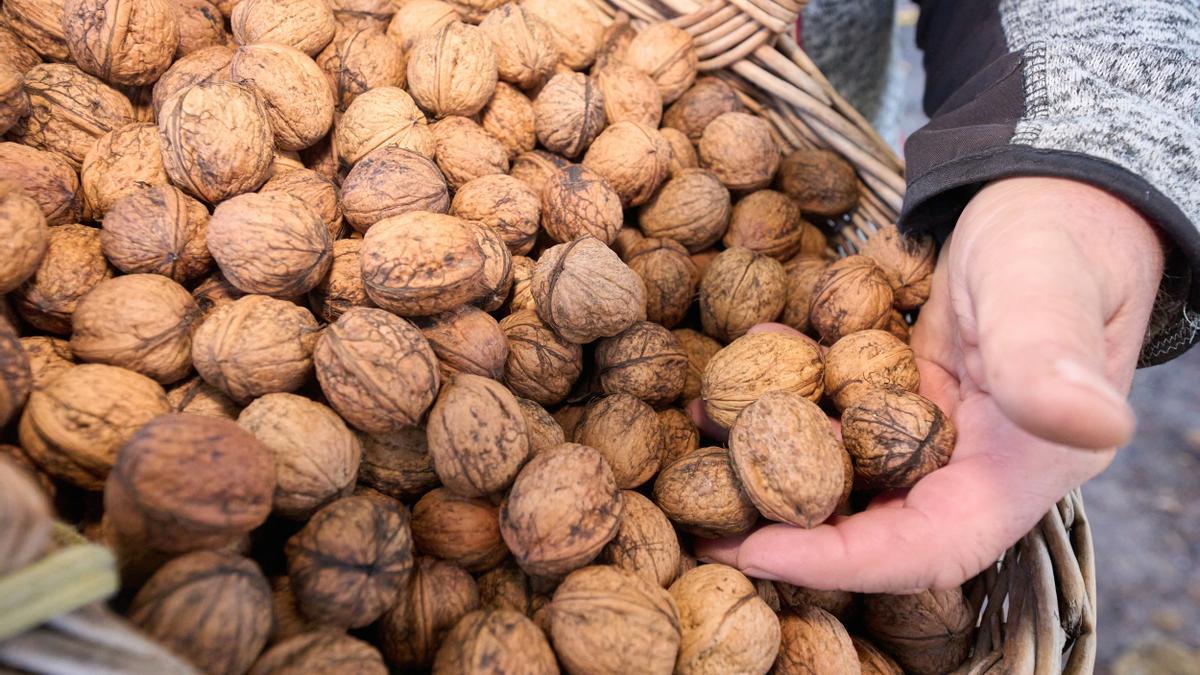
[693, 177, 1164, 593]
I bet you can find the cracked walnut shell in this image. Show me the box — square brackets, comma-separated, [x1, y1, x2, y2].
[432, 609, 558, 675]
[407, 20, 497, 118]
[701, 331, 824, 429]
[810, 255, 894, 344]
[532, 237, 646, 344]
[698, 247, 786, 343]
[341, 145, 448, 231]
[582, 121, 671, 207]
[639, 168, 731, 252]
[8, 64, 134, 169]
[699, 111, 780, 192]
[334, 86, 433, 167]
[100, 186, 211, 283]
[12, 224, 112, 334]
[231, 0, 335, 56]
[230, 43, 335, 151]
[208, 191, 332, 296]
[412, 487, 506, 572]
[541, 164, 622, 245]
[652, 447, 757, 538]
[841, 387, 955, 490]
[594, 321, 687, 408]
[360, 211, 486, 315]
[499, 310, 581, 406]
[380, 557, 480, 671]
[533, 72, 605, 159]
[63, 0, 179, 86]
[824, 330, 919, 411]
[427, 373, 531, 497]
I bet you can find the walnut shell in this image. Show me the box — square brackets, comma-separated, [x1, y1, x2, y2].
[540, 164, 622, 245]
[532, 237, 645, 344]
[80, 123, 169, 217]
[12, 224, 113, 334]
[624, 238, 698, 328]
[191, 270, 243, 318]
[0, 453, 53, 571]
[520, 0, 602, 70]
[659, 127, 697, 176]
[507, 254, 536, 312]
[360, 211, 485, 315]
[230, 43, 335, 151]
[9, 64, 134, 169]
[602, 490, 681, 588]
[533, 72, 605, 159]
[0, 182, 49, 294]
[698, 112, 780, 192]
[261, 167, 344, 241]
[19, 336, 74, 390]
[266, 576, 325, 645]
[698, 247, 786, 343]
[478, 560, 531, 614]
[451, 174, 539, 256]
[63, 0, 178, 86]
[515, 397, 564, 454]
[357, 427, 438, 500]
[478, 4, 557, 90]
[385, 0, 459, 53]
[500, 442, 623, 577]
[728, 391, 845, 527]
[551, 404, 585, 442]
[412, 487, 506, 571]
[0, 143, 83, 226]
[129, 551, 272, 675]
[652, 446, 757, 538]
[341, 145, 448, 231]
[858, 223, 936, 310]
[594, 63, 662, 127]
[639, 168, 731, 252]
[0, 317, 31, 428]
[469, 223, 514, 310]
[663, 77, 744, 143]
[208, 191, 332, 296]
[0, 19, 42, 72]
[549, 565, 681, 675]
[672, 328, 721, 402]
[318, 27, 405, 111]
[574, 394, 661, 489]
[625, 22, 696, 104]
[172, 0, 227, 58]
[1, 0, 68, 60]
[407, 20, 497, 118]
[594, 321, 687, 408]
[251, 631, 387, 675]
[724, 190, 825, 261]
[780, 255, 830, 333]
[775, 583, 856, 621]
[158, 81, 274, 203]
[777, 147, 859, 216]
[431, 609, 558, 675]
[611, 226, 645, 259]
[315, 307, 442, 433]
[853, 636, 905, 675]
[104, 413, 274, 550]
[335, 86, 433, 167]
[192, 294, 320, 404]
[510, 149, 568, 195]
[479, 82, 536, 160]
[774, 605, 860, 675]
[166, 375, 240, 419]
[431, 115, 509, 189]
[417, 305, 508, 380]
[381, 557, 481, 670]
[824, 330, 919, 410]
[669, 564, 781, 674]
[701, 331, 823, 428]
[238, 393, 362, 518]
[426, 373, 530, 497]
[581, 121, 670, 208]
[842, 387, 955, 489]
[810, 255, 894, 344]
[231, 0, 335, 56]
[150, 44, 234, 116]
[658, 408, 699, 466]
[864, 589, 974, 675]
[69, 274, 200, 384]
[499, 310, 581, 405]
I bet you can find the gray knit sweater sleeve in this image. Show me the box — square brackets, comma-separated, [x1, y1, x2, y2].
[900, 1, 1200, 365]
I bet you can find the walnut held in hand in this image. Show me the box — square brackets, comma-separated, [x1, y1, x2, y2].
[431, 609, 558, 675]
[670, 564, 781, 675]
[701, 331, 824, 429]
[842, 387, 956, 489]
[407, 20, 497, 118]
[532, 237, 646, 344]
[652, 447, 757, 539]
[411, 487, 506, 572]
[380, 557, 480, 671]
[824, 330, 920, 410]
[810, 255, 895, 343]
[858, 223, 937, 310]
[427, 373, 531, 497]
[699, 247, 787, 343]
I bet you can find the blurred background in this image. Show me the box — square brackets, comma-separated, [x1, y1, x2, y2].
[890, 3, 1200, 672]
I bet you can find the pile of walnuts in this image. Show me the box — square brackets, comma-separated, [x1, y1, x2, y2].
[0, 1, 971, 674]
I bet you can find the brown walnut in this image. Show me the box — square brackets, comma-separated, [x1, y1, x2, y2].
[417, 305, 508, 380]
[451, 174, 540, 256]
[172, 0, 227, 58]
[0, 143, 83, 226]
[781, 255, 830, 333]
[701, 331, 824, 428]
[12, 224, 112, 334]
[639, 168, 731, 252]
[1, 0, 69, 60]
[594, 321, 687, 408]
[658, 408, 699, 467]
[660, 127, 698, 175]
[507, 255, 536, 312]
[774, 605, 860, 675]
[411, 487, 506, 572]
[509, 149, 569, 195]
[669, 564, 781, 675]
[360, 211, 485, 315]
[63, 0, 178, 86]
[699, 111, 780, 192]
[431, 609, 558, 675]
[261, 168, 344, 241]
[853, 637, 905, 675]
[357, 427, 438, 500]
[0, 20, 42, 71]
[385, 0, 459, 53]
[166, 376, 240, 419]
[858, 222, 937, 310]
[478, 561, 531, 614]
[335, 86, 434, 166]
[499, 310, 582, 405]
[541, 164, 623, 245]
[672, 328, 721, 402]
[191, 271, 243, 318]
[824, 329, 920, 410]
[574, 394, 662, 489]
[623, 238, 698, 328]
[208, 191, 332, 296]
[582, 121, 671, 207]
[521, 0, 603, 70]
[532, 237, 646, 344]
[341, 145, 448, 231]
[250, 632, 387, 675]
[698, 247, 787, 343]
[626, 21, 697, 104]
[468, 220, 513, 310]
[317, 27, 405, 112]
[80, 123, 169, 217]
[810, 255, 894, 344]
[725, 190, 825, 261]
[842, 387, 955, 489]
[612, 226, 645, 259]
[427, 373, 531, 497]
[19, 336, 74, 390]
[515, 397, 565, 454]
[431, 115, 509, 189]
[231, 0, 335, 56]
[595, 63, 662, 127]
[478, 4, 557, 90]
[775, 583, 856, 621]
[864, 589, 974, 675]
[777, 147, 859, 216]
[150, 45, 234, 116]
[652, 447, 757, 538]
[407, 20, 497, 118]
[0, 182, 49, 294]
[380, 557, 481, 671]
[9, 64, 134, 169]
[663, 77, 744, 143]
[0, 318, 31, 428]
[533, 72, 605, 159]
[230, 43, 335, 151]
[479, 82, 536, 160]
[602, 490, 682, 588]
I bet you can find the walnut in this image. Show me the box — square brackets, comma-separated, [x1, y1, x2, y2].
[62, 0, 178, 86]
[478, 560, 531, 614]
[672, 328, 721, 402]
[12, 224, 113, 334]
[777, 148, 859, 216]
[500, 442, 623, 577]
[594, 321, 687, 408]
[0, 182, 48, 294]
[0, 317, 31, 428]
[507, 255, 536, 312]
[317, 27, 405, 111]
[0, 143, 82, 226]
[357, 427, 439, 500]
[69, 274, 200, 384]
[385, 0, 459, 53]
[9, 64, 134, 169]
[533, 237, 645, 344]
[79, 124, 168, 217]
[602, 491, 681, 588]
[533, 72, 605, 159]
[19, 336, 74, 389]
[381, 557, 481, 670]
[0, 62, 27, 133]
[443, 0, 502, 22]
[478, 4, 557, 90]
[611, 226, 645, 259]
[698, 247, 787, 343]
[626, 22, 697, 104]
[1, 0, 69, 61]
[431, 115, 509, 189]
[781, 255, 829, 333]
[341, 146, 448, 231]
[191, 271, 243, 318]
[314, 307, 441, 433]
[515, 397, 564, 454]
[286, 495, 415, 627]
[407, 21, 497, 118]
[824, 330, 919, 410]
[480, 82, 536, 160]
[587, 11, 632, 74]
[639, 168, 731, 252]
[663, 77, 744, 143]
[499, 310, 581, 405]
[129, 551, 272, 675]
[701, 331, 823, 428]
[0, 454, 53, 558]
[853, 637, 905, 675]
[427, 373, 531, 497]
[509, 149, 568, 195]
[699, 111, 780, 192]
[261, 168, 344, 241]
[551, 404, 585, 442]
[231, 0, 335, 56]
[251, 632, 387, 675]
[150, 45, 234, 116]
[624, 238, 698, 328]
[451, 174, 540, 256]
[842, 387, 955, 489]
[549, 565, 681, 674]
[774, 605, 859, 675]
[410, 487, 505, 572]
[471, 222, 514, 312]
[208, 192, 332, 296]
[158, 81, 274, 203]
[520, 0, 603, 70]
[690, 250, 718, 278]
[810, 255, 894, 344]
[582, 121, 671, 207]
[416, 305, 508, 380]
[360, 211, 484, 315]
[541, 164, 622, 245]
[229, 43, 335, 151]
[192, 294, 321, 404]
[670, 564, 781, 675]
[594, 63, 662, 127]
[652, 447, 757, 538]
[775, 583, 855, 620]
[724, 190, 825, 261]
[864, 589, 974, 675]
[166, 376, 240, 419]
[0, 19, 42, 72]
[172, 0, 227, 58]
[858, 223, 936, 310]
[573, 394, 661, 489]
[101, 185, 211, 284]
[431, 609, 558, 675]
[238, 393, 362, 518]
[659, 127, 698, 175]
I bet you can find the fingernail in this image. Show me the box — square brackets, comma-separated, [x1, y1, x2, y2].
[1053, 359, 1128, 410]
